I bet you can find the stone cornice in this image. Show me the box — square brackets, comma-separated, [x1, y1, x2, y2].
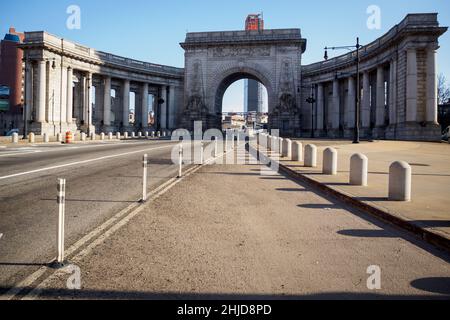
[302, 13, 447, 78]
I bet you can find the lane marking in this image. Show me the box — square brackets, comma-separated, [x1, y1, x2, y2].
[0, 144, 175, 182]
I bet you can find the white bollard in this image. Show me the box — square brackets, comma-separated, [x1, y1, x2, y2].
[56, 133, 63, 143]
[389, 161, 412, 201]
[131, 132, 136, 139]
[100, 133, 105, 141]
[163, 131, 167, 137]
[214, 139, 218, 157]
[292, 141, 303, 161]
[279, 138, 284, 155]
[12, 133, 19, 144]
[116, 132, 121, 140]
[81, 132, 86, 141]
[142, 154, 148, 202]
[200, 142, 204, 164]
[145, 131, 149, 138]
[43, 133, 50, 143]
[304, 144, 317, 167]
[138, 132, 142, 138]
[282, 139, 292, 159]
[350, 153, 368, 186]
[178, 144, 183, 178]
[157, 131, 161, 138]
[152, 131, 155, 138]
[28, 133, 35, 143]
[108, 132, 113, 140]
[56, 178, 66, 264]
[124, 132, 129, 140]
[323, 147, 338, 175]
[90, 132, 95, 141]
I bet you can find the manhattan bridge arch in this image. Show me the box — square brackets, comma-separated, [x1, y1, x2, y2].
[180, 29, 307, 136]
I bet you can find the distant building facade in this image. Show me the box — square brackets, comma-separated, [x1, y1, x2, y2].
[0, 27, 25, 135]
[244, 14, 264, 114]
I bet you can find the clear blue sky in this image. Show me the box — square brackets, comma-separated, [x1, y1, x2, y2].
[2, 0, 449, 112]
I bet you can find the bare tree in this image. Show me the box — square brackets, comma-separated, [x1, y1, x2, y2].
[438, 73, 450, 105]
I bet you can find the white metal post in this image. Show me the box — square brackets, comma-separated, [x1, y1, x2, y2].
[178, 144, 183, 178]
[57, 178, 66, 264]
[142, 154, 148, 202]
[214, 139, 218, 158]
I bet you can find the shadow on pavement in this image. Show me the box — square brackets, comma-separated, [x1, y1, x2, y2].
[2, 287, 448, 300]
[337, 229, 394, 238]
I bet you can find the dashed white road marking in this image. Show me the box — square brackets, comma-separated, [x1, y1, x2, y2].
[0, 144, 175, 182]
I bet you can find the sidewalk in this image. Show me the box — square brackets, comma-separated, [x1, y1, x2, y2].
[276, 140, 450, 242]
[24, 160, 450, 299]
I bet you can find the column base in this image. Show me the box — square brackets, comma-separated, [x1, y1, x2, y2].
[385, 122, 441, 141]
[372, 126, 387, 139]
[28, 122, 79, 137]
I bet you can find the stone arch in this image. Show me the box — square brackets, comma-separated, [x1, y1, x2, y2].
[208, 62, 276, 115]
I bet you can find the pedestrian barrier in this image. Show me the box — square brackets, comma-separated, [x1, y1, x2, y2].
[389, 161, 412, 201]
[323, 147, 338, 175]
[350, 153, 368, 186]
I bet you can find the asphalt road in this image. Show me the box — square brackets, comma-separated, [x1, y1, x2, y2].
[0, 139, 182, 291]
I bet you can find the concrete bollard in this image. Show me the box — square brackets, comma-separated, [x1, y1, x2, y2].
[28, 133, 35, 143]
[56, 133, 63, 143]
[100, 133, 105, 141]
[12, 133, 19, 144]
[108, 132, 113, 140]
[124, 132, 129, 140]
[157, 131, 161, 138]
[282, 139, 292, 159]
[350, 153, 368, 186]
[151, 131, 155, 138]
[279, 138, 284, 155]
[145, 131, 149, 138]
[116, 132, 121, 140]
[292, 141, 303, 161]
[304, 144, 317, 167]
[138, 132, 142, 138]
[163, 131, 167, 137]
[389, 161, 412, 201]
[90, 133, 95, 141]
[131, 132, 136, 139]
[323, 147, 338, 175]
[43, 133, 50, 143]
[81, 133, 86, 141]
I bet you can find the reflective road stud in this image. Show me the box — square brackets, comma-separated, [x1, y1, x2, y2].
[142, 154, 148, 202]
[57, 178, 66, 265]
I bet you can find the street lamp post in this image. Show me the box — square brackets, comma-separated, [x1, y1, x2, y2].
[324, 37, 361, 144]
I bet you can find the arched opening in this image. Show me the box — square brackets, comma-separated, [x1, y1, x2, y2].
[217, 72, 269, 132]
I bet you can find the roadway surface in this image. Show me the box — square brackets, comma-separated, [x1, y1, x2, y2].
[0, 139, 181, 291]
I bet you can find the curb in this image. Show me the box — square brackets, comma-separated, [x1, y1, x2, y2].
[249, 143, 450, 254]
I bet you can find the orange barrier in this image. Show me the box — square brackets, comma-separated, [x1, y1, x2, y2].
[65, 131, 73, 144]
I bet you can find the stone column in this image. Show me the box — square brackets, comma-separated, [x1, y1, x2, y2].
[25, 60, 33, 122]
[168, 86, 176, 129]
[122, 79, 130, 127]
[426, 48, 438, 124]
[85, 72, 93, 129]
[389, 59, 397, 125]
[347, 77, 356, 129]
[332, 79, 340, 129]
[66, 67, 73, 124]
[60, 65, 68, 126]
[103, 76, 111, 126]
[362, 71, 370, 128]
[36, 60, 47, 123]
[316, 83, 324, 130]
[376, 66, 385, 127]
[160, 86, 167, 130]
[141, 83, 149, 129]
[406, 49, 418, 122]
